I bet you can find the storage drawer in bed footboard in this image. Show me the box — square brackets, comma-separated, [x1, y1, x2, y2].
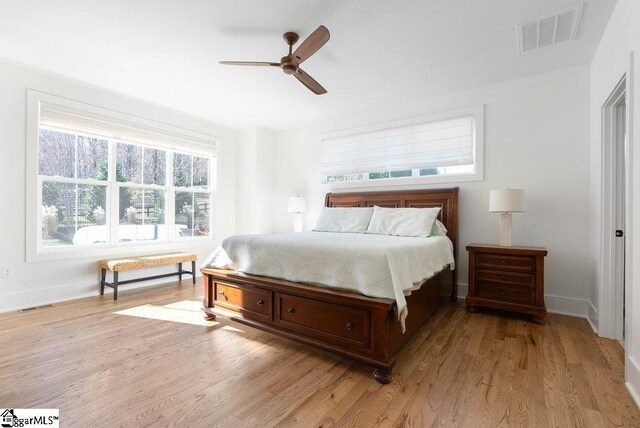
[214, 281, 273, 321]
[276, 293, 371, 351]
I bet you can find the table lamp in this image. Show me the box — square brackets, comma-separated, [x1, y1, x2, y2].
[489, 189, 525, 247]
[288, 196, 307, 233]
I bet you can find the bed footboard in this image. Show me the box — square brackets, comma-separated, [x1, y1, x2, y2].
[201, 266, 453, 384]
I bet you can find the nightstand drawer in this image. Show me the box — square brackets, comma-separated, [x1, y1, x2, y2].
[476, 254, 534, 272]
[476, 281, 534, 305]
[477, 270, 535, 288]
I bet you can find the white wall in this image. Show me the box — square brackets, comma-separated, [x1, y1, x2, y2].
[0, 60, 237, 312]
[589, 0, 640, 406]
[274, 65, 592, 317]
[256, 128, 276, 233]
[235, 128, 259, 234]
[235, 127, 276, 234]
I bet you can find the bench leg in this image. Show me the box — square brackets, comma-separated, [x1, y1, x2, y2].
[113, 271, 119, 301]
[179, 262, 183, 282]
[100, 269, 106, 295]
[192, 261, 196, 284]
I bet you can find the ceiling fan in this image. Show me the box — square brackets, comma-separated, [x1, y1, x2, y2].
[219, 25, 330, 95]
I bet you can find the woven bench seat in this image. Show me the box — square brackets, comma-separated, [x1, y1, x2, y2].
[99, 252, 198, 300]
[100, 253, 197, 272]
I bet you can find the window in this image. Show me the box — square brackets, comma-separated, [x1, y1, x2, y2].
[173, 153, 211, 238]
[32, 93, 216, 253]
[321, 106, 483, 185]
[115, 142, 168, 244]
[39, 129, 109, 247]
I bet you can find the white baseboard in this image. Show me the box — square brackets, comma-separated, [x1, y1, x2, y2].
[586, 316, 599, 334]
[0, 278, 593, 325]
[0, 272, 202, 314]
[0, 281, 97, 313]
[457, 282, 591, 322]
[587, 301, 599, 333]
[545, 294, 588, 317]
[456, 283, 468, 299]
[626, 356, 640, 409]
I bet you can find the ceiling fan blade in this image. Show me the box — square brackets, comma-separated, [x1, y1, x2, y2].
[219, 61, 280, 67]
[292, 25, 330, 64]
[294, 69, 327, 95]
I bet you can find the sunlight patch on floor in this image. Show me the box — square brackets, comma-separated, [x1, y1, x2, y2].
[115, 299, 218, 327]
[163, 300, 204, 311]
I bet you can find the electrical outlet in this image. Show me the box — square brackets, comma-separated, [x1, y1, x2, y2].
[1, 266, 13, 280]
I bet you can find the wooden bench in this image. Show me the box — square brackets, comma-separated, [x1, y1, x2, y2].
[99, 253, 197, 300]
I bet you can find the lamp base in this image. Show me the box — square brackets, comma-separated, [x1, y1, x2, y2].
[499, 212, 512, 247]
[293, 213, 304, 233]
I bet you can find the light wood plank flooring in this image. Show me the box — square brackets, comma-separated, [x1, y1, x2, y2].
[1, 279, 639, 427]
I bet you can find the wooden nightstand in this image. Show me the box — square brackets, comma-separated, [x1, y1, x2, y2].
[466, 244, 548, 324]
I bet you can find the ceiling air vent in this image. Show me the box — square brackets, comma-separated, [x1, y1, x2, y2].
[517, 3, 583, 54]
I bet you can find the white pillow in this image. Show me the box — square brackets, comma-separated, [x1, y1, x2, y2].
[313, 207, 374, 233]
[431, 220, 448, 236]
[366, 206, 441, 237]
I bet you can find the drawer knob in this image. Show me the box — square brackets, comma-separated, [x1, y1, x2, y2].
[501, 290, 506, 296]
[501, 275, 506, 280]
[257, 299, 264, 306]
[287, 307, 295, 314]
[218, 290, 225, 296]
[500, 260, 506, 264]
[345, 321, 354, 330]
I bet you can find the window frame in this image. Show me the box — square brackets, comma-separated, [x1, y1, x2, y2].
[319, 105, 484, 188]
[26, 90, 218, 262]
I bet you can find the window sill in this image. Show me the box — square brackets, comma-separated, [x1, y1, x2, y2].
[27, 237, 216, 263]
[322, 172, 483, 190]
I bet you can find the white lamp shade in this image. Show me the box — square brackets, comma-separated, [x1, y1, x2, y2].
[489, 189, 525, 212]
[287, 196, 307, 213]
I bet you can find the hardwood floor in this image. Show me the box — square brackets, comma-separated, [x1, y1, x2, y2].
[1, 279, 639, 427]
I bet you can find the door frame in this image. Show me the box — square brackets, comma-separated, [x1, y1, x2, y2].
[600, 75, 629, 340]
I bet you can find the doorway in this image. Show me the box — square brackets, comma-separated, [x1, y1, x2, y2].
[601, 76, 628, 342]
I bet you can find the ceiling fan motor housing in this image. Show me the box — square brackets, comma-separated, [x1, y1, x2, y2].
[282, 62, 297, 75]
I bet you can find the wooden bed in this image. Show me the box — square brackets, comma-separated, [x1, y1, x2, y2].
[201, 187, 459, 383]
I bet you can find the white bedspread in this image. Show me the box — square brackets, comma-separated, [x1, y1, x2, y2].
[202, 232, 455, 330]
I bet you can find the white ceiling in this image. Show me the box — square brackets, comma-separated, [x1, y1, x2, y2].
[0, 0, 615, 130]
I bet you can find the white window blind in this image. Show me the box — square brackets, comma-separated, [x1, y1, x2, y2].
[39, 102, 216, 154]
[321, 115, 475, 176]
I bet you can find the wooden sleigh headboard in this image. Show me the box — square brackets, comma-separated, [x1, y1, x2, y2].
[325, 187, 460, 262]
